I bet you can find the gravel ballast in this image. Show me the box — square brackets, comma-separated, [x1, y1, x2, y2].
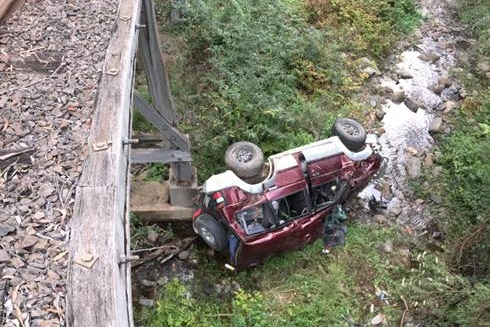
[0, 1, 119, 326]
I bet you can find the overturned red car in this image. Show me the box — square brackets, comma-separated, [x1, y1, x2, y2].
[192, 118, 384, 270]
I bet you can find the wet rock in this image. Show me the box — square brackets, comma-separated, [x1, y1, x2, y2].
[377, 86, 394, 97]
[441, 88, 461, 101]
[428, 83, 445, 95]
[395, 69, 413, 79]
[383, 240, 394, 253]
[429, 117, 443, 133]
[0, 249, 10, 262]
[438, 76, 452, 87]
[369, 97, 378, 108]
[375, 109, 385, 121]
[443, 101, 457, 113]
[178, 250, 190, 261]
[373, 214, 389, 224]
[404, 97, 421, 112]
[405, 157, 422, 179]
[391, 91, 406, 104]
[405, 147, 418, 156]
[425, 51, 441, 63]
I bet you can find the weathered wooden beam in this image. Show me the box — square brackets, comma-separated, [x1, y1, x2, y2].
[139, 0, 194, 184]
[133, 93, 188, 150]
[66, 1, 140, 326]
[131, 147, 192, 163]
[130, 181, 193, 221]
[139, 0, 176, 126]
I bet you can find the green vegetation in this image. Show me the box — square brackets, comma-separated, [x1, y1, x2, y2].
[138, 225, 490, 326]
[157, 0, 420, 180]
[427, 0, 490, 278]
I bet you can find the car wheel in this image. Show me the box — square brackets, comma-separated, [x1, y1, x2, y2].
[225, 141, 264, 179]
[194, 214, 228, 252]
[331, 118, 367, 151]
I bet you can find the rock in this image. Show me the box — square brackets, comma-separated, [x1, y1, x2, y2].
[0, 249, 10, 263]
[11, 257, 25, 268]
[406, 157, 422, 179]
[62, 87, 75, 95]
[429, 117, 443, 133]
[139, 298, 154, 307]
[383, 240, 394, 253]
[377, 86, 393, 97]
[375, 109, 385, 120]
[438, 76, 452, 87]
[371, 313, 387, 325]
[231, 281, 241, 291]
[443, 101, 457, 113]
[424, 153, 435, 167]
[429, 83, 445, 94]
[214, 284, 223, 294]
[146, 229, 159, 244]
[178, 250, 190, 261]
[39, 184, 55, 198]
[404, 97, 421, 112]
[373, 214, 389, 224]
[415, 199, 424, 205]
[430, 194, 443, 204]
[0, 225, 15, 237]
[379, 181, 393, 200]
[395, 69, 413, 79]
[369, 97, 378, 108]
[388, 199, 403, 216]
[363, 66, 380, 76]
[357, 57, 374, 69]
[18, 235, 39, 249]
[427, 52, 441, 63]
[405, 147, 418, 156]
[391, 91, 406, 104]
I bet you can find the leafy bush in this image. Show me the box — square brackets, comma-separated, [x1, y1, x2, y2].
[156, 0, 420, 180]
[305, 0, 421, 57]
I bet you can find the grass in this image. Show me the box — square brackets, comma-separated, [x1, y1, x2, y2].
[138, 225, 490, 326]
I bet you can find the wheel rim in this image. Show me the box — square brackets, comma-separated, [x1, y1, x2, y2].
[341, 123, 360, 136]
[200, 227, 215, 245]
[233, 147, 254, 163]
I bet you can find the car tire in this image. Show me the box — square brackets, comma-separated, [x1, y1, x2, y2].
[331, 118, 367, 151]
[225, 141, 264, 179]
[194, 214, 228, 252]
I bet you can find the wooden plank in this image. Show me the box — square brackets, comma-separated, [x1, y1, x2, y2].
[66, 1, 141, 326]
[133, 93, 189, 150]
[130, 180, 194, 221]
[131, 148, 192, 163]
[139, 0, 177, 126]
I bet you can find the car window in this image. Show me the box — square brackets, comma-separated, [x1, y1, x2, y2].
[272, 191, 310, 224]
[236, 203, 276, 235]
[312, 180, 337, 208]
